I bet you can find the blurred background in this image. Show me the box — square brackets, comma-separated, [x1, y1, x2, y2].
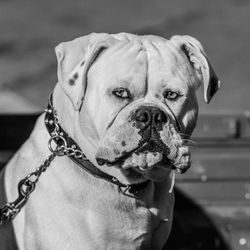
[0, 0, 250, 249]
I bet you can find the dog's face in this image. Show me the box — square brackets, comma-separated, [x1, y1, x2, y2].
[84, 40, 198, 184]
[55, 33, 220, 185]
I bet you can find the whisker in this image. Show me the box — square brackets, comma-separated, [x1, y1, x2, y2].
[182, 138, 197, 147]
[178, 132, 191, 138]
[178, 133, 197, 145]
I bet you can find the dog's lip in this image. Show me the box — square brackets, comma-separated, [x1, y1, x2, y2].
[96, 137, 191, 174]
[97, 140, 167, 167]
[119, 142, 173, 171]
[96, 145, 140, 166]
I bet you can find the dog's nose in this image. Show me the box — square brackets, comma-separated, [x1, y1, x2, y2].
[135, 106, 168, 129]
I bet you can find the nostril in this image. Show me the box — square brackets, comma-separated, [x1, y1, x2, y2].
[134, 107, 167, 129]
[136, 109, 151, 123]
[154, 113, 161, 124]
[140, 111, 150, 123]
[153, 110, 167, 126]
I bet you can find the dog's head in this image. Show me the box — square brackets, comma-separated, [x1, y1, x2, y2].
[55, 33, 220, 185]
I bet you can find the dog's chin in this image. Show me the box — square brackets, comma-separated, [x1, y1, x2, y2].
[117, 151, 172, 184]
[119, 161, 172, 184]
[120, 168, 148, 184]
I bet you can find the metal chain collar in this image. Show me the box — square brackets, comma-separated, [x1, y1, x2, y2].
[0, 107, 87, 225]
[46, 108, 87, 160]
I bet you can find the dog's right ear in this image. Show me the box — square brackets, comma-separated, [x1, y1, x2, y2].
[55, 33, 112, 110]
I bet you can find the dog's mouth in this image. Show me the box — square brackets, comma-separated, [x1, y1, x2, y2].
[96, 122, 191, 183]
[121, 140, 172, 169]
[96, 139, 172, 171]
[96, 137, 191, 177]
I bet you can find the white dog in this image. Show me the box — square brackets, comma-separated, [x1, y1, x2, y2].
[1, 33, 220, 250]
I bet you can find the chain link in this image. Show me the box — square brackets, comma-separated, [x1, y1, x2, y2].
[48, 109, 87, 160]
[0, 106, 87, 225]
[0, 154, 56, 225]
[47, 134, 87, 160]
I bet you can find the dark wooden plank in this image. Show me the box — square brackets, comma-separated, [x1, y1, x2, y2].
[177, 147, 250, 181]
[192, 113, 250, 140]
[176, 182, 250, 203]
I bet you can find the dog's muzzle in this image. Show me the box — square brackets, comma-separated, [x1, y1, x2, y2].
[96, 105, 191, 174]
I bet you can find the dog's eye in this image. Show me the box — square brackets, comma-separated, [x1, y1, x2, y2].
[164, 90, 181, 101]
[112, 88, 130, 99]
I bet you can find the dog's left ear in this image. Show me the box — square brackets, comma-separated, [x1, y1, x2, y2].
[55, 33, 112, 110]
[171, 35, 220, 103]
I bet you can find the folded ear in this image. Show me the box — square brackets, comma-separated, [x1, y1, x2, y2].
[55, 33, 112, 110]
[171, 35, 220, 104]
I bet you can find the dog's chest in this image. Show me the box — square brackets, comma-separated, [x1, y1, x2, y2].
[84, 198, 156, 249]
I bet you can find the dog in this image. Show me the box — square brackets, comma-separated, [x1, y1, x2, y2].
[1, 32, 220, 250]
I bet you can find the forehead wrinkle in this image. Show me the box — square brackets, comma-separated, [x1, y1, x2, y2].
[164, 46, 198, 90]
[116, 40, 146, 58]
[161, 41, 197, 78]
[107, 42, 147, 96]
[149, 41, 164, 60]
[145, 41, 198, 93]
[142, 40, 165, 66]
[96, 40, 147, 72]
[96, 39, 146, 67]
[141, 40, 167, 96]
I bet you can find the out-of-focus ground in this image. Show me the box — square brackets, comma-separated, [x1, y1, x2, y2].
[0, 0, 249, 114]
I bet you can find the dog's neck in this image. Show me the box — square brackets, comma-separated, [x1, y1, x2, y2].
[51, 83, 173, 211]
[53, 83, 77, 137]
[53, 84, 98, 162]
[51, 84, 174, 195]
[31, 114, 172, 209]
